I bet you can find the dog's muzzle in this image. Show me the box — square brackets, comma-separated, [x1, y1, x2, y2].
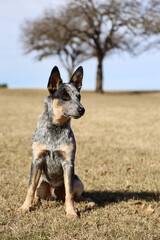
[77, 106, 85, 116]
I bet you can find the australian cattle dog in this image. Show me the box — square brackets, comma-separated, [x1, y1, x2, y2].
[18, 66, 92, 218]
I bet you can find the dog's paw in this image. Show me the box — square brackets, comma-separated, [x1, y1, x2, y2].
[66, 209, 78, 219]
[17, 205, 30, 213]
[66, 212, 78, 219]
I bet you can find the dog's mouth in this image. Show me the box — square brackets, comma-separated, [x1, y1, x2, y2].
[73, 115, 82, 119]
[63, 112, 83, 119]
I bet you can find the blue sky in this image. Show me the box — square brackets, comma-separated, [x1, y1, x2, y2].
[1, 0, 160, 91]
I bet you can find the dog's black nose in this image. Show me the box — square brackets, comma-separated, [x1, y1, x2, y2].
[77, 107, 85, 115]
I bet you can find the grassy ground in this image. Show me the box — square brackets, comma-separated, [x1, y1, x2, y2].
[0, 89, 160, 240]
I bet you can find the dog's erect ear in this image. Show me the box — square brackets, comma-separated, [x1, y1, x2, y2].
[47, 66, 62, 93]
[70, 66, 83, 91]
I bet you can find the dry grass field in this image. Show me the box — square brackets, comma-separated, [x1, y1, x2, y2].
[0, 89, 160, 240]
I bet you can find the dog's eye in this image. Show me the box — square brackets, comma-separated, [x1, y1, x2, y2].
[62, 93, 70, 101]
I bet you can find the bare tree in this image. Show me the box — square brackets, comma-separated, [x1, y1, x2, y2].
[21, 0, 160, 92]
[67, 0, 160, 92]
[21, 9, 90, 78]
[138, 0, 160, 51]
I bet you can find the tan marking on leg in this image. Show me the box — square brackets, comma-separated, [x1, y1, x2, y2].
[32, 142, 48, 159]
[17, 169, 42, 213]
[57, 143, 76, 216]
[64, 172, 77, 218]
[53, 99, 69, 125]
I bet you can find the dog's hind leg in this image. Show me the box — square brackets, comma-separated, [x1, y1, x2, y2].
[74, 175, 95, 204]
[34, 180, 57, 201]
[54, 175, 94, 203]
[74, 174, 84, 197]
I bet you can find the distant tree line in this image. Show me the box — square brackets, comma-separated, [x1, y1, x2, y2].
[21, 0, 160, 92]
[0, 84, 8, 88]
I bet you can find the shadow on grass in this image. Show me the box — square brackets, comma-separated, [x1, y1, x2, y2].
[83, 191, 160, 207]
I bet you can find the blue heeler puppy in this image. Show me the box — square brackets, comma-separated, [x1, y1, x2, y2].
[18, 66, 91, 218]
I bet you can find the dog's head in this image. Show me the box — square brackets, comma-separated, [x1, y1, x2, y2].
[46, 66, 85, 125]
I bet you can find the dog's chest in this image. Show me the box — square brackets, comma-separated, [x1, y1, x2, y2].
[40, 142, 75, 187]
[42, 150, 63, 184]
[32, 124, 76, 186]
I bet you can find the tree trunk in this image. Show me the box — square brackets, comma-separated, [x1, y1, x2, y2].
[95, 57, 103, 93]
[68, 58, 75, 80]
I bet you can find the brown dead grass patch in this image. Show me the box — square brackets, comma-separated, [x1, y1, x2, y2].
[0, 89, 160, 239]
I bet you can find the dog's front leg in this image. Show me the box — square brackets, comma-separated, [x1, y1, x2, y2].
[63, 163, 77, 218]
[18, 165, 42, 213]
